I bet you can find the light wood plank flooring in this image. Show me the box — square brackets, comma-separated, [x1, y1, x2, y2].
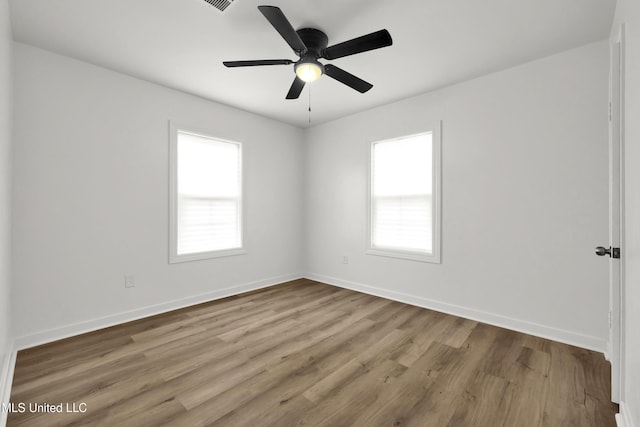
[8, 279, 617, 426]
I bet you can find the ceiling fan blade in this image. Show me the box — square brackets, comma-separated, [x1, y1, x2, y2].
[324, 64, 373, 93]
[322, 29, 392, 60]
[286, 77, 306, 99]
[223, 59, 293, 67]
[258, 6, 307, 55]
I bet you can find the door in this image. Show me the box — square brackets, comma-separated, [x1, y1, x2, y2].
[607, 24, 625, 404]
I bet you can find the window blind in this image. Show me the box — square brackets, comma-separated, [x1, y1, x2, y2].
[176, 131, 241, 256]
[371, 133, 433, 254]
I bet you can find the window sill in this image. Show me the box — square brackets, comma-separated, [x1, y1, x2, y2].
[366, 248, 440, 264]
[170, 248, 247, 264]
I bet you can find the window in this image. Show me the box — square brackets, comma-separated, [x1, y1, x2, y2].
[368, 125, 441, 263]
[169, 123, 244, 263]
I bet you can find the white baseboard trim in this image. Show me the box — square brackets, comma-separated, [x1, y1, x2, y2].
[305, 273, 607, 353]
[617, 401, 636, 427]
[0, 342, 17, 427]
[14, 273, 303, 351]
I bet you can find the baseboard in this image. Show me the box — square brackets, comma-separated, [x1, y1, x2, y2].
[14, 273, 303, 351]
[0, 342, 17, 427]
[306, 273, 607, 353]
[617, 401, 636, 427]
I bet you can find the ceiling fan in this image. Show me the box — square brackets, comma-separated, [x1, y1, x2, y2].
[223, 5, 393, 99]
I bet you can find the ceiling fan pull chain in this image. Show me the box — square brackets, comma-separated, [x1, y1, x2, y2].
[308, 85, 312, 124]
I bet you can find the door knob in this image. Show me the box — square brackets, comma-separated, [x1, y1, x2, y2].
[595, 246, 621, 258]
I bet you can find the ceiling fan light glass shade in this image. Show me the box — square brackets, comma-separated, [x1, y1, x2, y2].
[295, 61, 323, 82]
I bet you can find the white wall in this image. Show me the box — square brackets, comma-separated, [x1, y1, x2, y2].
[11, 43, 304, 345]
[305, 41, 610, 351]
[612, 1, 640, 425]
[0, 0, 13, 406]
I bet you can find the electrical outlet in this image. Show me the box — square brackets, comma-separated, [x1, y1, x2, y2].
[342, 256, 349, 264]
[124, 275, 135, 288]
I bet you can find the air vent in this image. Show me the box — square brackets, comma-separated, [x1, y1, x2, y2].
[201, 0, 235, 12]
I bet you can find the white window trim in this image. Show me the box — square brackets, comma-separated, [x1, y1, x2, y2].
[366, 121, 442, 264]
[169, 121, 247, 264]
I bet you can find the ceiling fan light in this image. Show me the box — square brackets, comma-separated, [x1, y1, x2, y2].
[295, 61, 323, 82]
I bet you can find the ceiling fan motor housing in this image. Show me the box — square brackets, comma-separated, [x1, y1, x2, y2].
[296, 28, 328, 57]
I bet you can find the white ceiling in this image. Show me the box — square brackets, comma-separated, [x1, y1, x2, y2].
[9, 0, 616, 128]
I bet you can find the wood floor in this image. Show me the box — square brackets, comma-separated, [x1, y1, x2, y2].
[8, 279, 617, 426]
